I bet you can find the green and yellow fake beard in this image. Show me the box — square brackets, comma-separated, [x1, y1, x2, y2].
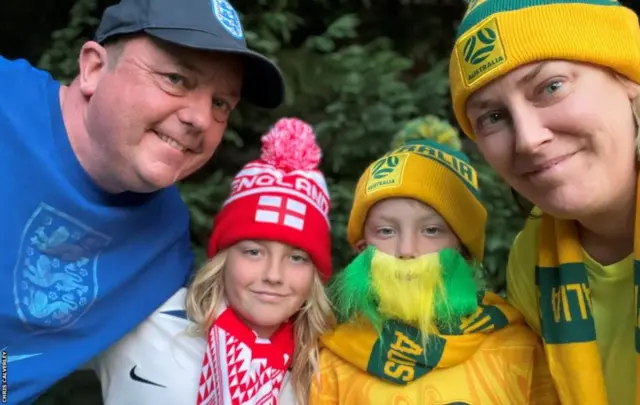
[329, 247, 480, 336]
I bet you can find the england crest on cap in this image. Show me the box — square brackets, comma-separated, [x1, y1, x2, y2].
[211, 0, 244, 39]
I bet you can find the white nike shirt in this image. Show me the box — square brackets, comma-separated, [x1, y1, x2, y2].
[91, 288, 297, 404]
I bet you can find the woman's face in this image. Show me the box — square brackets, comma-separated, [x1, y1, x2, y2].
[465, 60, 638, 219]
[224, 240, 315, 338]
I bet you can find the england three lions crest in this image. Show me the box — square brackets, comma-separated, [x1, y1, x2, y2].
[211, 0, 244, 39]
[13, 203, 111, 332]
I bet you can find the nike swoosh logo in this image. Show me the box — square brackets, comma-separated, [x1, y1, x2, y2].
[160, 309, 189, 321]
[129, 366, 166, 388]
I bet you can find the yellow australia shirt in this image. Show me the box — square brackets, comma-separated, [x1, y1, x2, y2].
[507, 215, 635, 405]
[310, 307, 559, 405]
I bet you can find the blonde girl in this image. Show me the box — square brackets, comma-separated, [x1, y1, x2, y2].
[187, 117, 333, 405]
[91, 118, 333, 405]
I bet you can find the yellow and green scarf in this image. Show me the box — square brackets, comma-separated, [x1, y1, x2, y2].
[321, 291, 523, 384]
[536, 211, 640, 404]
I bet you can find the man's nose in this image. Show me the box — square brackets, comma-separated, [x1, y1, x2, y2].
[177, 91, 213, 133]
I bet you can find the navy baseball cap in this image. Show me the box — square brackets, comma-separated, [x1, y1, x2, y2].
[95, 0, 284, 109]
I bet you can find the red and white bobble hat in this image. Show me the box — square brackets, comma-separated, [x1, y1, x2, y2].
[208, 118, 332, 282]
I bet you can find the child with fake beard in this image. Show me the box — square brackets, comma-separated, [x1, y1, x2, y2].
[309, 116, 559, 405]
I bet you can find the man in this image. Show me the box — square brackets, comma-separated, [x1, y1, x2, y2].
[0, 0, 285, 403]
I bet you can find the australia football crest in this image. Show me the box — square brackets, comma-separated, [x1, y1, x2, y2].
[13, 203, 111, 332]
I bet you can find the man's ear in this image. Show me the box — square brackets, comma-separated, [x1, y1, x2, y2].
[77, 41, 110, 98]
[354, 240, 368, 253]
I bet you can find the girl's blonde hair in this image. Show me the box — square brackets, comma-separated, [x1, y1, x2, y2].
[185, 249, 332, 405]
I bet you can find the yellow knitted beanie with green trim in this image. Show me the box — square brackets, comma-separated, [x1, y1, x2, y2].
[449, 0, 640, 140]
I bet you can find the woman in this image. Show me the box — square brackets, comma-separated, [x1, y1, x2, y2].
[90, 117, 333, 405]
[448, 1, 640, 404]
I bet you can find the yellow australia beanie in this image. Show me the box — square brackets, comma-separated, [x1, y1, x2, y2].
[449, 0, 640, 139]
[347, 116, 487, 261]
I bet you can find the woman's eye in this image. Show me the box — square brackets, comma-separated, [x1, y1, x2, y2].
[479, 112, 502, 127]
[543, 80, 563, 94]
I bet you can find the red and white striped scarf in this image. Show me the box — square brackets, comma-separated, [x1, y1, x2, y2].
[196, 306, 294, 405]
